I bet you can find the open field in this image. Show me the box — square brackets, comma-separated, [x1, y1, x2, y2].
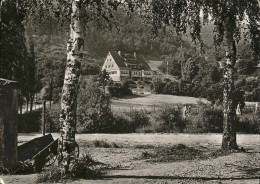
[2, 133, 260, 184]
[111, 94, 209, 112]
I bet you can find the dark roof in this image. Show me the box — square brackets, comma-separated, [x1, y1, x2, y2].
[109, 51, 151, 70]
[136, 54, 151, 70]
[109, 51, 127, 68]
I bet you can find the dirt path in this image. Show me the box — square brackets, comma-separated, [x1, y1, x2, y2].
[1, 133, 260, 184]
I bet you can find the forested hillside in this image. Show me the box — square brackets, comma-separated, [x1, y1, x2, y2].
[25, 8, 259, 103]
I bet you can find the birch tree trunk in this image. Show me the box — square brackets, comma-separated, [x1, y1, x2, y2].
[58, 0, 83, 174]
[221, 15, 238, 150]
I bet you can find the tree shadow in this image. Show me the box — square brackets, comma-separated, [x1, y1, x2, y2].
[102, 175, 260, 181]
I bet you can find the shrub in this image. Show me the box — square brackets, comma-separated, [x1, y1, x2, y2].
[112, 110, 150, 133]
[151, 77, 165, 93]
[107, 85, 132, 97]
[185, 105, 223, 133]
[77, 78, 113, 133]
[237, 113, 260, 133]
[137, 80, 144, 86]
[18, 109, 41, 133]
[45, 104, 60, 132]
[0, 161, 34, 175]
[70, 154, 104, 179]
[37, 165, 62, 183]
[152, 105, 185, 132]
[37, 154, 105, 183]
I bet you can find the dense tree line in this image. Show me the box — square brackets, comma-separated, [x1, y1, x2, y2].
[0, 1, 38, 113]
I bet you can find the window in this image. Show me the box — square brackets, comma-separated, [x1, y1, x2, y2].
[110, 71, 117, 75]
[108, 65, 110, 68]
[144, 71, 151, 75]
[121, 71, 128, 74]
[105, 65, 107, 68]
[112, 64, 114, 67]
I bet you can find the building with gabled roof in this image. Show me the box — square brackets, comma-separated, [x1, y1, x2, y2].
[102, 51, 153, 82]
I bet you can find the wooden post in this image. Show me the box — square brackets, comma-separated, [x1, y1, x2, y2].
[42, 100, 46, 136]
[0, 78, 18, 168]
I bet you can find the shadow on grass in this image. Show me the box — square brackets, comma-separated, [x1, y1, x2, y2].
[138, 144, 230, 163]
[113, 94, 142, 100]
[102, 175, 260, 181]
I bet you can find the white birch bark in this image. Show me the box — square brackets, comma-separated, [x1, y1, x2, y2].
[221, 15, 238, 150]
[58, 0, 83, 174]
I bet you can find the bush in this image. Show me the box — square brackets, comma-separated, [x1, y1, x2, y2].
[18, 109, 41, 133]
[77, 78, 113, 133]
[237, 113, 260, 133]
[137, 80, 144, 86]
[37, 154, 105, 183]
[152, 105, 185, 132]
[45, 104, 60, 132]
[107, 84, 132, 97]
[112, 110, 150, 133]
[185, 105, 223, 133]
[151, 77, 165, 93]
[0, 161, 34, 175]
[70, 154, 104, 179]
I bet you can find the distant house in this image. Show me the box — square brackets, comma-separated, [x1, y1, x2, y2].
[102, 51, 153, 82]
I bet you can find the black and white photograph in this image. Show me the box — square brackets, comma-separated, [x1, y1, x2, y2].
[0, 0, 260, 183]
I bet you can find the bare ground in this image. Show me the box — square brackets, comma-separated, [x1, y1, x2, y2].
[1, 133, 260, 184]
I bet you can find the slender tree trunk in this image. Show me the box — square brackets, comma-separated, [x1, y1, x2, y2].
[26, 98, 29, 112]
[221, 15, 238, 151]
[30, 94, 34, 112]
[58, 0, 83, 174]
[49, 79, 53, 109]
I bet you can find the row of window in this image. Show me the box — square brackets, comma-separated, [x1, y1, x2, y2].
[105, 64, 114, 68]
[144, 72, 151, 75]
[107, 70, 151, 76]
[133, 72, 141, 75]
[108, 71, 117, 74]
[106, 58, 112, 62]
[121, 71, 128, 74]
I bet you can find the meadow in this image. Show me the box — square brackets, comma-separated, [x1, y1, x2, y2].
[111, 94, 209, 112]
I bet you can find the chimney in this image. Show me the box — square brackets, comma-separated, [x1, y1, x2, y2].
[118, 51, 121, 56]
[134, 52, 136, 58]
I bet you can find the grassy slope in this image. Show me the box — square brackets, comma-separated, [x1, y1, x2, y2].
[111, 94, 209, 112]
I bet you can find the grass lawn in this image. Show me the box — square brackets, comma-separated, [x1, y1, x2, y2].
[111, 94, 209, 112]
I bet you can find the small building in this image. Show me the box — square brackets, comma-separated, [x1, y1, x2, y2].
[102, 51, 153, 82]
